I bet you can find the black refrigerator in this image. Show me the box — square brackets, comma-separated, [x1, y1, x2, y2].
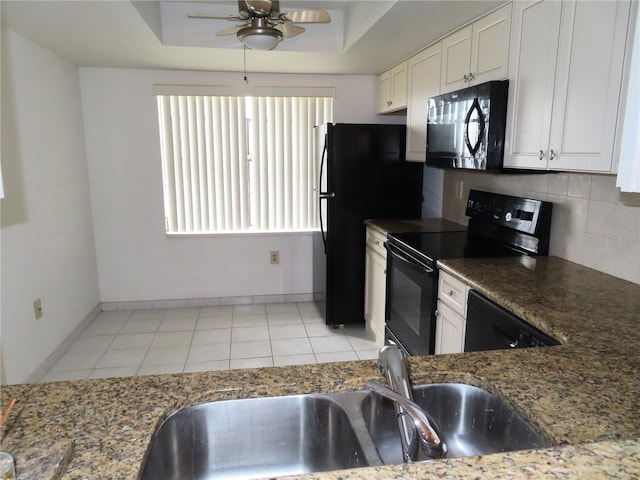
[312, 123, 424, 326]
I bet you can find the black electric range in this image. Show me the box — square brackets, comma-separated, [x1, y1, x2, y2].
[384, 190, 553, 356]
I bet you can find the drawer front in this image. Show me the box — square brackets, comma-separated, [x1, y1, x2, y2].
[366, 227, 387, 258]
[438, 270, 469, 317]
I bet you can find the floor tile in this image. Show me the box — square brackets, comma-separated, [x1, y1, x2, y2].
[53, 350, 104, 371]
[81, 318, 126, 336]
[89, 366, 139, 379]
[234, 304, 266, 315]
[232, 326, 270, 342]
[96, 348, 148, 368]
[41, 369, 92, 383]
[273, 354, 317, 367]
[196, 316, 232, 330]
[232, 315, 268, 328]
[137, 363, 185, 376]
[304, 324, 345, 338]
[158, 317, 198, 332]
[230, 357, 273, 369]
[271, 338, 313, 356]
[315, 351, 359, 363]
[192, 329, 231, 345]
[309, 336, 354, 354]
[266, 303, 299, 314]
[187, 343, 231, 363]
[198, 305, 233, 318]
[269, 324, 308, 340]
[267, 312, 303, 325]
[67, 335, 115, 353]
[119, 318, 162, 334]
[356, 349, 379, 360]
[38, 302, 371, 382]
[184, 360, 229, 373]
[142, 345, 189, 366]
[110, 333, 155, 350]
[151, 331, 194, 348]
[230, 340, 272, 359]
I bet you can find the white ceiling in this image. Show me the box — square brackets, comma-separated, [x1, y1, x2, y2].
[2, 0, 506, 75]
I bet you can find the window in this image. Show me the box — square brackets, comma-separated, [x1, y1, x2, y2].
[155, 86, 333, 234]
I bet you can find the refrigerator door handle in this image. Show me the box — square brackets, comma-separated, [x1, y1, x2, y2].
[318, 134, 330, 254]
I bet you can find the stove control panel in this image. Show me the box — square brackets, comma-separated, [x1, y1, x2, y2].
[466, 189, 552, 235]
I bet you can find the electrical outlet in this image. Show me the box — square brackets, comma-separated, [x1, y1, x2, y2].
[456, 181, 464, 200]
[270, 251, 280, 264]
[34, 298, 43, 320]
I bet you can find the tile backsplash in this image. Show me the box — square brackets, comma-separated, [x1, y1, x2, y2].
[440, 171, 640, 284]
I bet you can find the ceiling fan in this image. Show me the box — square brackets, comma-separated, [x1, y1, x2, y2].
[188, 0, 331, 51]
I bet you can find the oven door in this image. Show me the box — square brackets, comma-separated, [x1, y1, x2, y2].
[385, 241, 437, 356]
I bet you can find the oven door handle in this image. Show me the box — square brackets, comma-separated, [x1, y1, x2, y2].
[386, 242, 434, 273]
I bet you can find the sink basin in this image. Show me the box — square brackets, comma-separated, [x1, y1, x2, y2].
[139, 393, 371, 480]
[362, 383, 549, 463]
[140, 383, 549, 479]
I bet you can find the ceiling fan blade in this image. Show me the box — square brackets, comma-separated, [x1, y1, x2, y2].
[274, 23, 305, 38]
[282, 9, 330, 24]
[244, 0, 272, 16]
[216, 24, 246, 36]
[188, 13, 245, 21]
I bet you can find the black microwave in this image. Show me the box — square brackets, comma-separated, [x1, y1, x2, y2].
[426, 80, 508, 171]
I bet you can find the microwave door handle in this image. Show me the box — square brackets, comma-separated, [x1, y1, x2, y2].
[463, 97, 485, 157]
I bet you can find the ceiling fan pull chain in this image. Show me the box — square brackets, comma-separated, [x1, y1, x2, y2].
[243, 45, 249, 83]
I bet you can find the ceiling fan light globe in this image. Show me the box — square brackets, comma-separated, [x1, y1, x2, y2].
[237, 26, 282, 50]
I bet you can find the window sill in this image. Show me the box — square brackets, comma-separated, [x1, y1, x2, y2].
[165, 229, 319, 239]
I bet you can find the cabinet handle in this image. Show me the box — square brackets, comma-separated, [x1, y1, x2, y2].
[538, 150, 545, 161]
[448, 290, 454, 296]
[374, 240, 380, 246]
[549, 149, 556, 161]
[386, 100, 392, 107]
[468, 72, 475, 82]
[463, 74, 469, 83]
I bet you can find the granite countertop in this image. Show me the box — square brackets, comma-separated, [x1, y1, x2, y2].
[365, 217, 467, 234]
[1, 257, 639, 479]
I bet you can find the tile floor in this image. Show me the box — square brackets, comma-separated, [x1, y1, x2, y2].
[39, 302, 380, 383]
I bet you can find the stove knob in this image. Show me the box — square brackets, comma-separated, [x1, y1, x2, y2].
[505, 211, 512, 222]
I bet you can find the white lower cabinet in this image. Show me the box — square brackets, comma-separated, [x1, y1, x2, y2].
[435, 301, 466, 355]
[364, 227, 387, 347]
[435, 270, 470, 354]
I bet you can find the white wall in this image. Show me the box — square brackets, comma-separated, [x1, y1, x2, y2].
[441, 171, 640, 284]
[1, 30, 100, 384]
[79, 68, 390, 303]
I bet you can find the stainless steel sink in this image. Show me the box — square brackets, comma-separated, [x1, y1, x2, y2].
[139, 393, 373, 480]
[362, 383, 549, 463]
[140, 384, 549, 479]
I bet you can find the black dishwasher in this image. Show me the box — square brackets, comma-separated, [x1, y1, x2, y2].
[464, 290, 560, 352]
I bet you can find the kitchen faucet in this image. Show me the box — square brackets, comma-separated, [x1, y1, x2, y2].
[367, 345, 448, 461]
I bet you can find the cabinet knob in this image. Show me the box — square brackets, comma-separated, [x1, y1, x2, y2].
[463, 74, 469, 83]
[538, 150, 545, 161]
[549, 149, 557, 160]
[468, 72, 475, 82]
[448, 290, 454, 296]
[386, 100, 392, 106]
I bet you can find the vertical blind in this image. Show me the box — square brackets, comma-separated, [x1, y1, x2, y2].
[156, 92, 333, 233]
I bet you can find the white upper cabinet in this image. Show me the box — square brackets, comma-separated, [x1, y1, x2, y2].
[504, 0, 632, 172]
[440, 3, 512, 93]
[406, 42, 442, 162]
[377, 61, 408, 114]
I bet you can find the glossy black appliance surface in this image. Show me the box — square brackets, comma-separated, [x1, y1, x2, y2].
[385, 189, 553, 356]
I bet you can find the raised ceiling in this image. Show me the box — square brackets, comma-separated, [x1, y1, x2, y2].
[2, 0, 506, 74]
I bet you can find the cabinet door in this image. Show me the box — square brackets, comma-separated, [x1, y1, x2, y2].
[406, 43, 441, 161]
[470, 3, 512, 85]
[504, 0, 563, 169]
[364, 244, 387, 348]
[390, 61, 408, 110]
[377, 70, 391, 113]
[549, 0, 631, 172]
[435, 301, 466, 355]
[440, 24, 472, 93]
